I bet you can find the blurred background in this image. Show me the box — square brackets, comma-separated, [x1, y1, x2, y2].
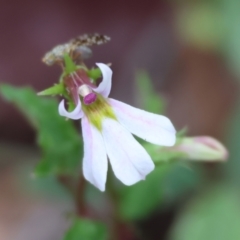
[1, 0, 240, 239]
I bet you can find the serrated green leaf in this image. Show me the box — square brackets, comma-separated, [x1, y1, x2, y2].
[0, 84, 83, 176]
[135, 71, 165, 114]
[63, 218, 108, 240]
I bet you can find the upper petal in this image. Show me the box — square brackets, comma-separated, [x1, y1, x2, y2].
[58, 99, 84, 120]
[82, 116, 108, 191]
[93, 63, 112, 97]
[102, 118, 154, 186]
[108, 99, 176, 146]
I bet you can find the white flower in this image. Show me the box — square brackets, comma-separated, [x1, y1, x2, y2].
[58, 63, 176, 191]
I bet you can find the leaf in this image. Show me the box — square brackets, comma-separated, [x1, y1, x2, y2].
[225, 98, 240, 183]
[135, 71, 165, 114]
[169, 185, 240, 240]
[177, 2, 225, 50]
[63, 218, 108, 240]
[118, 165, 171, 220]
[221, 0, 240, 78]
[0, 84, 83, 176]
[161, 164, 200, 205]
[118, 163, 200, 221]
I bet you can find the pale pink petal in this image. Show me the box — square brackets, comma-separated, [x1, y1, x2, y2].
[93, 63, 112, 97]
[173, 136, 228, 161]
[81, 116, 108, 191]
[58, 99, 84, 120]
[109, 99, 176, 146]
[102, 118, 154, 186]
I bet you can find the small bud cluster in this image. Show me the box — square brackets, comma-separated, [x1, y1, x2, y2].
[42, 33, 110, 66]
[39, 33, 110, 108]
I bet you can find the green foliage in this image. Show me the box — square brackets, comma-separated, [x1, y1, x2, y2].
[135, 71, 165, 114]
[177, 2, 225, 50]
[127, 72, 201, 221]
[225, 98, 240, 183]
[175, 0, 240, 78]
[161, 164, 200, 204]
[37, 83, 65, 96]
[222, 0, 240, 77]
[63, 218, 108, 240]
[118, 165, 171, 220]
[143, 142, 186, 163]
[64, 54, 78, 74]
[118, 163, 200, 221]
[169, 185, 240, 240]
[0, 85, 83, 176]
[176, 127, 188, 138]
[87, 67, 102, 81]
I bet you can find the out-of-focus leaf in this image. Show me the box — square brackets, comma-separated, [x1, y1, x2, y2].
[222, 0, 240, 78]
[177, 2, 226, 50]
[135, 71, 165, 114]
[0, 85, 83, 176]
[18, 162, 72, 200]
[225, 98, 240, 184]
[169, 185, 240, 240]
[85, 184, 109, 216]
[63, 218, 108, 240]
[161, 164, 200, 205]
[118, 162, 200, 221]
[118, 165, 171, 220]
[176, 127, 188, 138]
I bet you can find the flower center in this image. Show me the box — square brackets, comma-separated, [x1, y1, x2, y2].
[78, 84, 97, 105]
[83, 93, 97, 105]
[64, 69, 97, 105]
[82, 94, 116, 131]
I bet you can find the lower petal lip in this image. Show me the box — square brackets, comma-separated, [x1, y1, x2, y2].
[81, 116, 108, 191]
[101, 118, 155, 186]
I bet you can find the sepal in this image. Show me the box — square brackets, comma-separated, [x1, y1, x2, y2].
[63, 53, 78, 74]
[87, 67, 102, 81]
[37, 83, 65, 96]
